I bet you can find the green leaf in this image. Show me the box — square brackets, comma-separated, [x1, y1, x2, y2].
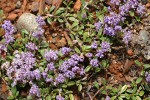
[68, 17, 79, 22]
[67, 81, 75, 86]
[55, 8, 65, 15]
[136, 77, 143, 84]
[101, 60, 107, 68]
[139, 91, 144, 97]
[83, 32, 89, 42]
[118, 97, 123, 100]
[47, 17, 52, 24]
[129, 11, 134, 17]
[85, 66, 91, 72]
[49, 6, 55, 13]
[93, 81, 99, 89]
[120, 85, 128, 94]
[143, 64, 150, 70]
[136, 96, 141, 100]
[46, 95, 52, 100]
[78, 84, 82, 91]
[21, 29, 29, 35]
[11, 86, 17, 96]
[7, 96, 14, 100]
[75, 47, 81, 54]
[111, 96, 117, 100]
[0, 9, 3, 16]
[69, 94, 74, 100]
[135, 60, 141, 66]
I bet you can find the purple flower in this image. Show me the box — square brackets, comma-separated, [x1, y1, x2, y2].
[67, 58, 78, 66]
[96, 50, 104, 58]
[2, 20, 15, 34]
[36, 16, 46, 26]
[72, 66, 80, 72]
[79, 68, 85, 75]
[4, 33, 15, 44]
[44, 49, 58, 61]
[91, 41, 98, 49]
[26, 42, 38, 51]
[101, 41, 110, 52]
[61, 47, 71, 55]
[119, 3, 130, 16]
[0, 44, 7, 53]
[29, 84, 40, 97]
[104, 25, 115, 36]
[6, 52, 37, 84]
[136, 5, 145, 15]
[146, 74, 150, 83]
[90, 59, 99, 67]
[55, 74, 65, 84]
[46, 78, 53, 83]
[105, 96, 111, 100]
[94, 21, 103, 31]
[71, 54, 80, 61]
[42, 72, 47, 79]
[114, 25, 122, 31]
[32, 69, 41, 80]
[47, 62, 55, 71]
[32, 27, 44, 38]
[56, 95, 65, 100]
[104, 12, 122, 25]
[85, 53, 93, 58]
[110, 0, 121, 5]
[122, 30, 132, 44]
[59, 61, 71, 72]
[64, 70, 75, 79]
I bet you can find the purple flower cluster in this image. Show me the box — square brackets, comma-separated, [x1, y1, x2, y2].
[56, 95, 65, 100]
[105, 96, 111, 100]
[110, 0, 121, 5]
[44, 49, 58, 61]
[91, 41, 98, 49]
[32, 27, 45, 39]
[122, 30, 132, 44]
[36, 16, 46, 26]
[6, 52, 41, 86]
[94, 21, 103, 31]
[32, 16, 45, 39]
[145, 73, 150, 83]
[0, 43, 7, 54]
[90, 59, 99, 67]
[119, 0, 145, 16]
[2, 20, 15, 44]
[96, 41, 110, 58]
[29, 84, 40, 97]
[61, 47, 71, 55]
[58, 53, 85, 82]
[26, 42, 38, 51]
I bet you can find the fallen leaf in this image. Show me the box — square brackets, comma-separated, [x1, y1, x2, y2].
[74, 0, 82, 11]
[7, 13, 18, 21]
[123, 59, 134, 73]
[39, 0, 45, 15]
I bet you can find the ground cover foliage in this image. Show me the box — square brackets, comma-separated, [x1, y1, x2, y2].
[0, 0, 150, 100]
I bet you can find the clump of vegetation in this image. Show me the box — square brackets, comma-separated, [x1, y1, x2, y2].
[0, 0, 149, 100]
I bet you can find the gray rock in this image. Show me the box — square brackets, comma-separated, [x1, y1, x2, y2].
[16, 13, 38, 32]
[137, 30, 149, 47]
[142, 46, 150, 60]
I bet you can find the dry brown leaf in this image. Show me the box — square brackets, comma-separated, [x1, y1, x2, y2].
[39, 0, 45, 15]
[22, 0, 27, 12]
[123, 59, 134, 73]
[74, 0, 82, 11]
[52, 0, 63, 14]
